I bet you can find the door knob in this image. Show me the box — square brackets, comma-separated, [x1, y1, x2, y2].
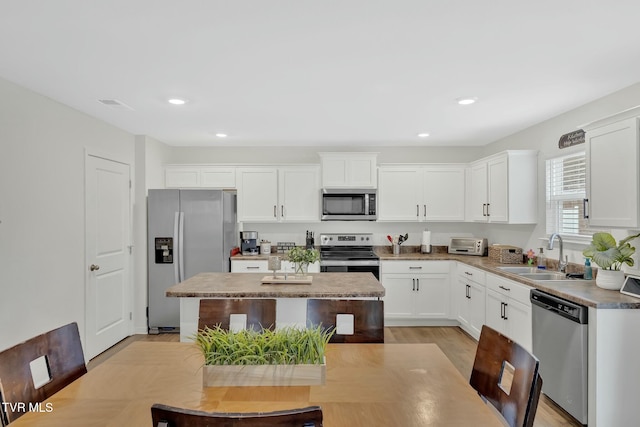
[89, 264, 100, 271]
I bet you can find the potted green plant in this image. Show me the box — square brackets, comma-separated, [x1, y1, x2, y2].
[582, 232, 640, 289]
[193, 325, 333, 386]
[287, 246, 320, 277]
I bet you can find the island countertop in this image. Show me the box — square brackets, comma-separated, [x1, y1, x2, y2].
[166, 272, 385, 298]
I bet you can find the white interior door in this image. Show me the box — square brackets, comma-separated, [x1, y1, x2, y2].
[85, 154, 132, 359]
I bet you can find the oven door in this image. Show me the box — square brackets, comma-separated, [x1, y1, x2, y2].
[320, 264, 380, 280]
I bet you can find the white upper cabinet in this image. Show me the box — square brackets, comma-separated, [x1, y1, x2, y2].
[466, 150, 537, 224]
[236, 166, 320, 223]
[378, 165, 465, 221]
[165, 165, 236, 188]
[278, 167, 321, 222]
[378, 166, 423, 221]
[236, 168, 279, 222]
[319, 152, 378, 188]
[422, 166, 466, 221]
[584, 114, 640, 228]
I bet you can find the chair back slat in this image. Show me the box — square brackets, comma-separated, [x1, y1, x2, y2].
[470, 325, 542, 427]
[306, 299, 384, 343]
[0, 322, 86, 424]
[151, 403, 323, 427]
[198, 299, 276, 332]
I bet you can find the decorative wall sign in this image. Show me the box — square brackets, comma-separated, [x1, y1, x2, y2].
[558, 129, 585, 149]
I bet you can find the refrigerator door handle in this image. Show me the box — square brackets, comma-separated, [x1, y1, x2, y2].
[173, 212, 180, 284]
[178, 211, 185, 282]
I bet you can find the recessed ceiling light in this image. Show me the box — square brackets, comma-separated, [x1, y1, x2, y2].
[417, 133, 430, 138]
[167, 98, 187, 105]
[456, 97, 478, 105]
[215, 133, 228, 138]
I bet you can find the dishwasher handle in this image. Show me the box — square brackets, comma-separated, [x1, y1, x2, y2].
[530, 289, 588, 324]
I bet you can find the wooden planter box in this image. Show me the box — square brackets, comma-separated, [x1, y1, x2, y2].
[203, 361, 326, 387]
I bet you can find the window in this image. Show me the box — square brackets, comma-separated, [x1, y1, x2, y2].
[545, 152, 603, 239]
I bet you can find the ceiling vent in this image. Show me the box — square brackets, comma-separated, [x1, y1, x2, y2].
[98, 99, 134, 110]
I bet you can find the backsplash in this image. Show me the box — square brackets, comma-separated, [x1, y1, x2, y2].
[238, 221, 483, 249]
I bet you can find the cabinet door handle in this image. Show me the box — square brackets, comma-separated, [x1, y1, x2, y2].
[482, 203, 487, 216]
[281, 205, 284, 217]
[466, 284, 470, 299]
[583, 198, 589, 219]
[416, 278, 420, 291]
[486, 203, 490, 217]
[412, 278, 416, 291]
[423, 204, 427, 218]
[503, 302, 508, 320]
[500, 302, 505, 319]
[273, 205, 277, 217]
[416, 204, 420, 217]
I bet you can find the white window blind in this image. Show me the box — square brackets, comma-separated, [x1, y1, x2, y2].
[545, 152, 602, 238]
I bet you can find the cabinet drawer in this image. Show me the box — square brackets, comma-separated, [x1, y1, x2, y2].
[456, 263, 486, 285]
[486, 273, 532, 305]
[381, 260, 450, 274]
[231, 260, 267, 272]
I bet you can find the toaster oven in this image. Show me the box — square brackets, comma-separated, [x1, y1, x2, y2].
[448, 237, 488, 256]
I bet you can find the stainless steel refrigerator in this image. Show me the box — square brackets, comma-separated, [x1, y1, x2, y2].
[147, 189, 236, 333]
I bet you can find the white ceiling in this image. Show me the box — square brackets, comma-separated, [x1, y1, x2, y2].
[2, 1, 640, 147]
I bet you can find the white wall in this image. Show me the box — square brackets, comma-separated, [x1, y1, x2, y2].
[482, 82, 640, 265]
[133, 136, 171, 334]
[0, 77, 135, 352]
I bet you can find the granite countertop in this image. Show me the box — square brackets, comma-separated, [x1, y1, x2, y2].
[166, 272, 384, 298]
[232, 253, 294, 261]
[376, 245, 640, 309]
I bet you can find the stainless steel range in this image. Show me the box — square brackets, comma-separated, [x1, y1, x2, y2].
[318, 233, 380, 279]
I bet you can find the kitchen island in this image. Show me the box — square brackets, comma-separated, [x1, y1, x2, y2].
[166, 272, 384, 341]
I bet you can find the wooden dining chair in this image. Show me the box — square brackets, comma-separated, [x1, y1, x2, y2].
[198, 299, 277, 332]
[306, 299, 384, 343]
[151, 403, 323, 427]
[0, 322, 87, 425]
[470, 325, 543, 427]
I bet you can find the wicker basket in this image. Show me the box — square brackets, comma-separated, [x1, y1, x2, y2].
[488, 245, 523, 264]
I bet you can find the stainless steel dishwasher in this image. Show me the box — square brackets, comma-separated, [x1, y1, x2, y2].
[530, 289, 588, 425]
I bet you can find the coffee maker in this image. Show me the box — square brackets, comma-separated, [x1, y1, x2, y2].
[240, 231, 259, 255]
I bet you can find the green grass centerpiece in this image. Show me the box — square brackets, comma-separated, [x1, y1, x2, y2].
[194, 325, 334, 386]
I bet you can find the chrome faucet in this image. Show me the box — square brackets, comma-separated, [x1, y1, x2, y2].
[548, 233, 567, 272]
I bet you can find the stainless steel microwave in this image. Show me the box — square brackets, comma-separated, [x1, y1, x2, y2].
[321, 189, 377, 221]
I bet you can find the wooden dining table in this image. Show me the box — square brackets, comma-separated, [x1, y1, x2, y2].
[10, 342, 503, 426]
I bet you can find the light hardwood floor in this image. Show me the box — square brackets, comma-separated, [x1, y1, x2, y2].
[88, 326, 581, 427]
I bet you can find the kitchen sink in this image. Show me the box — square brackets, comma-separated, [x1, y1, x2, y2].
[497, 266, 588, 282]
[518, 272, 569, 281]
[497, 266, 543, 274]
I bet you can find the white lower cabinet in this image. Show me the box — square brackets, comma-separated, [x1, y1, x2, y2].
[456, 264, 486, 340]
[380, 261, 451, 323]
[485, 273, 533, 352]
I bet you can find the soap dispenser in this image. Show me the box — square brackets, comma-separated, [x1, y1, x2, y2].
[584, 258, 593, 280]
[537, 247, 546, 269]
